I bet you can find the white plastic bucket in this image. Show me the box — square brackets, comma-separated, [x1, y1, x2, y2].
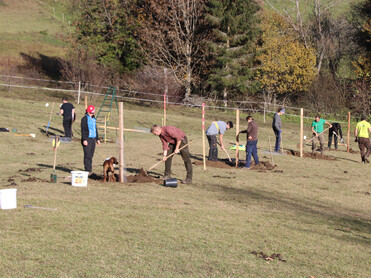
[71, 171, 89, 187]
[0, 189, 17, 209]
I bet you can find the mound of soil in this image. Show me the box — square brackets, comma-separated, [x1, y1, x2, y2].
[193, 160, 276, 171]
[125, 168, 159, 183]
[286, 150, 337, 160]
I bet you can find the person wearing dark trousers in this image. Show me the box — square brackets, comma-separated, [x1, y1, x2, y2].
[81, 105, 100, 175]
[355, 115, 371, 163]
[272, 108, 285, 152]
[328, 122, 343, 150]
[151, 125, 192, 184]
[206, 121, 233, 161]
[60, 97, 75, 138]
[238, 116, 259, 169]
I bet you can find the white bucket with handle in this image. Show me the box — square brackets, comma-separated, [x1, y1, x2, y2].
[71, 171, 89, 187]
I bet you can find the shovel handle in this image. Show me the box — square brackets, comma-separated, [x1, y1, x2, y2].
[148, 143, 190, 171]
[306, 127, 331, 143]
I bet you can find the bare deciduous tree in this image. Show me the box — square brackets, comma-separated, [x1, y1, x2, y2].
[139, 0, 206, 99]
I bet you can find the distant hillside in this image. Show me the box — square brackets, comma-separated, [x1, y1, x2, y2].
[0, 0, 70, 72]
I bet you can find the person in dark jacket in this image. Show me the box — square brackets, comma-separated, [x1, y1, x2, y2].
[238, 116, 259, 169]
[60, 98, 75, 138]
[272, 108, 285, 152]
[328, 122, 343, 150]
[81, 105, 100, 175]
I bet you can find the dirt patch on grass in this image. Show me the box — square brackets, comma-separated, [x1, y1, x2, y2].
[251, 251, 287, 263]
[355, 191, 370, 196]
[19, 167, 44, 172]
[286, 150, 337, 160]
[22, 177, 49, 182]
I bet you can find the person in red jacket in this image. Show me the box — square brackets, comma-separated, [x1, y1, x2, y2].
[151, 125, 192, 184]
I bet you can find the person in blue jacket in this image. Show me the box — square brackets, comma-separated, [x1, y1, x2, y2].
[81, 105, 100, 175]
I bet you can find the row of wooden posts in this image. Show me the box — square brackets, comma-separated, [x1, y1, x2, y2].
[82, 95, 352, 182]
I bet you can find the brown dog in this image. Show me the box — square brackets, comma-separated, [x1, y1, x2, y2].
[103, 157, 118, 182]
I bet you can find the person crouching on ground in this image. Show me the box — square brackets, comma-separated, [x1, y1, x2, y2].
[81, 105, 100, 176]
[238, 116, 259, 169]
[328, 122, 343, 150]
[311, 115, 332, 154]
[354, 115, 371, 163]
[206, 120, 233, 161]
[272, 108, 285, 152]
[151, 125, 192, 184]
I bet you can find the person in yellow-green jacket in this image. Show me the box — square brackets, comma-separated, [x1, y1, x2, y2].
[355, 115, 371, 163]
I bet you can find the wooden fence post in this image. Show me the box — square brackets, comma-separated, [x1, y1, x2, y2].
[300, 108, 304, 157]
[202, 103, 206, 171]
[119, 102, 125, 183]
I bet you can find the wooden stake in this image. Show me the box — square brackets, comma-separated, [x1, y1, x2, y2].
[84, 96, 88, 110]
[164, 68, 168, 126]
[104, 117, 107, 143]
[77, 81, 81, 104]
[268, 135, 274, 165]
[163, 94, 166, 126]
[202, 103, 206, 171]
[235, 109, 240, 167]
[119, 102, 125, 183]
[347, 111, 350, 152]
[263, 102, 266, 123]
[300, 108, 304, 157]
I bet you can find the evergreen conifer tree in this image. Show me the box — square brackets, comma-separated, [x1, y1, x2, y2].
[205, 0, 260, 105]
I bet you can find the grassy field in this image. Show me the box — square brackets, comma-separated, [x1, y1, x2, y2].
[0, 89, 370, 277]
[0, 0, 68, 70]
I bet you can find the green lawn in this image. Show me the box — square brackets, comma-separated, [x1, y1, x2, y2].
[0, 89, 370, 277]
[0, 0, 68, 69]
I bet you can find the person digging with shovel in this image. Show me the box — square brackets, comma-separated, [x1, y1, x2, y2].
[81, 105, 100, 177]
[206, 120, 233, 162]
[150, 125, 192, 184]
[311, 115, 332, 155]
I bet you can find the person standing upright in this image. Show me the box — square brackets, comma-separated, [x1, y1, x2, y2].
[81, 105, 100, 175]
[311, 115, 332, 154]
[151, 125, 193, 184]
[355, 115, 371, 163]
[272, 108, 285, 152]
[239, 116, 259, 169]
[206, 121, 233, 161]
[60, 97, 75, 138]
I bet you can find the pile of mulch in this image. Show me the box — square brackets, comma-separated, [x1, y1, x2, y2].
[251, 251, 287, 263]
[193, 160, 277, 171]
[286, 150, 337, 161]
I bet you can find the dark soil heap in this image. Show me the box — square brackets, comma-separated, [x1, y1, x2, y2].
[125, 168, 158, 183]
[286, 150, 337, 160]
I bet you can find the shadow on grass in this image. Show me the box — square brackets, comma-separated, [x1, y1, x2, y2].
[206, 182, 371, 244]
[37, 163, 72, 173]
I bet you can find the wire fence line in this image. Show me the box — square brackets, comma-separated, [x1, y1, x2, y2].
[0, 74, 349, 123]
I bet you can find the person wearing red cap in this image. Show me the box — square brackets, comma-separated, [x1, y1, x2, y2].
[81, 105, 100, 175]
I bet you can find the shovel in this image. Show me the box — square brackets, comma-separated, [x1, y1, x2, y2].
[217, 142, 232, 162]
[50, 136, 60, 183]
[46, 101, 55, 136]
[297, 127, 330, 148]
[146, 143, 191, 174]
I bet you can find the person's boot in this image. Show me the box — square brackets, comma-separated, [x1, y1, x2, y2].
[182, 178, 192, 184]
